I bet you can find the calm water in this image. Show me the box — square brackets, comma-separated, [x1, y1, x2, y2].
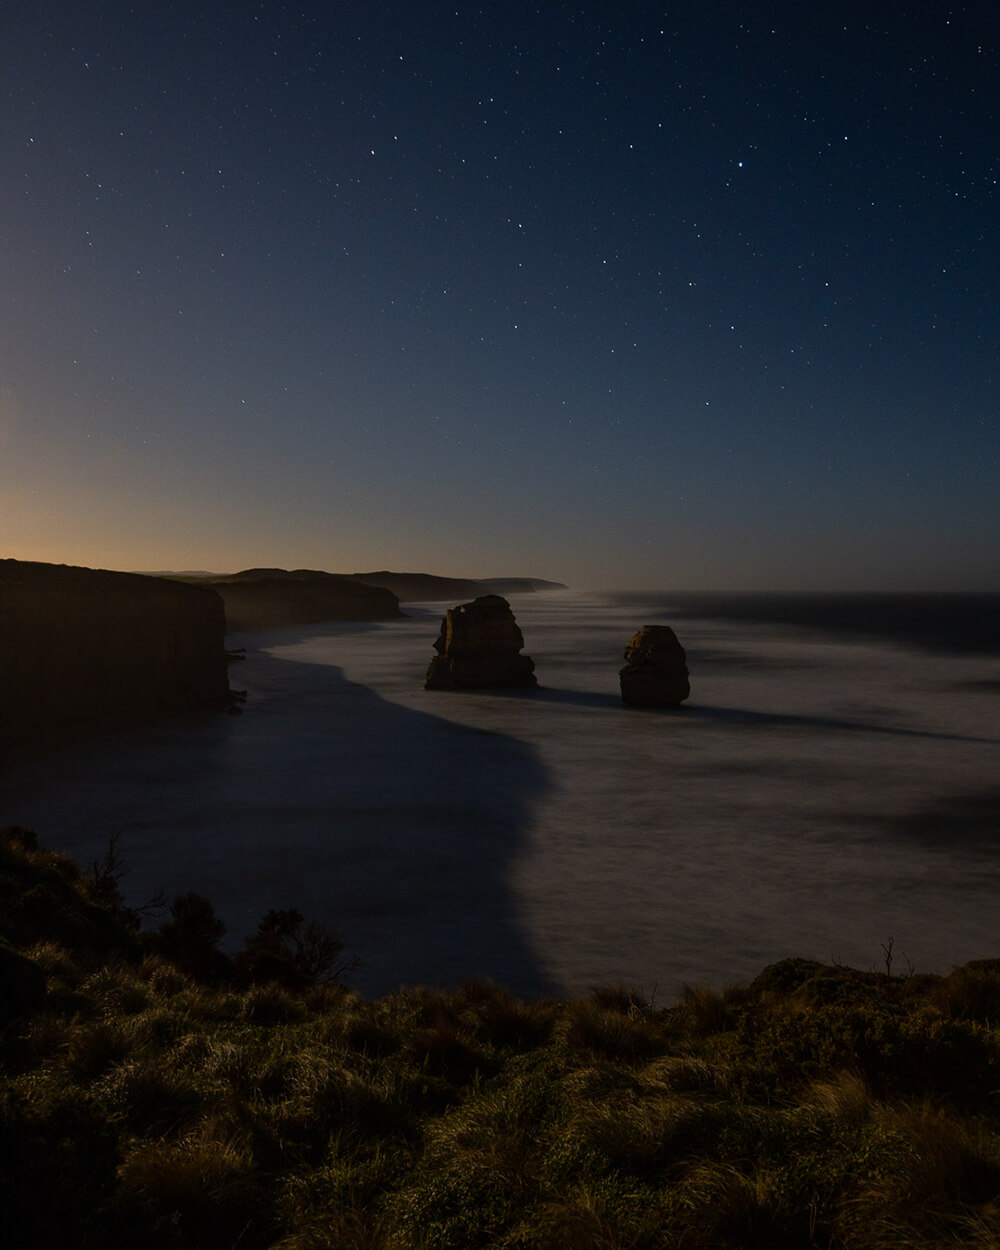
[4, 591, 1000, 998]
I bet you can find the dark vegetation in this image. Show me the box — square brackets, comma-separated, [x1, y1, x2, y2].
[3, 826, 1000, 1248]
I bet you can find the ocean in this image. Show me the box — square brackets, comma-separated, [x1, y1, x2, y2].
[3, 590, 999, 999]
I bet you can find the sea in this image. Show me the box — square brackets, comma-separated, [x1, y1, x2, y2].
[4, 590, 999, 1000]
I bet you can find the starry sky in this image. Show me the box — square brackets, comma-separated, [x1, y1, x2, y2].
[2, 2, 997, 590]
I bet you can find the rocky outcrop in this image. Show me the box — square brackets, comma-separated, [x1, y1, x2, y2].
[425, 595, 537, 690]
[619, 625, 690, 707]
[0, 560, 231, 759]
[200, 569, 401, 630]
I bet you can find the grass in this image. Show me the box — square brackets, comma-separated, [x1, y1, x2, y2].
[3, 824, 1000, 1248]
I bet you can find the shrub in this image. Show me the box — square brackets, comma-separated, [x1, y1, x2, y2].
[150, 894, 233, 983]
[675, 983, 745, 1036]
[934, 961, 1000, 1022]
[235, 908, 355, 989]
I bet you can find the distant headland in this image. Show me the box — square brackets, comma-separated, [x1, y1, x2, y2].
[167, 567, 566, 627]
[167, 567, 567, 607]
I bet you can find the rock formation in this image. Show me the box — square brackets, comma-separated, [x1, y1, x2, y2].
[425, 595, 537, 690]
[619, 625, 690, 707]
[199, 569, 401, 630]
[0, 560, 231, 760]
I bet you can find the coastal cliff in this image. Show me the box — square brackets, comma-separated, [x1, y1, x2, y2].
[0, 560, 230, 759]
[198, 569, 401, 630]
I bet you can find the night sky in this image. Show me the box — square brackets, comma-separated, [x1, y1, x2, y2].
[2, 3, 997, 590]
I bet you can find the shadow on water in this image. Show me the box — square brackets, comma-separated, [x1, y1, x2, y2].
[488, 684, 1000, 746]
[1, 640, 558, 998]
[483, 685, 623, 710]
[890, 787, 1000, 848]
[684, 703, 1000, 745]
[660, 591, 1000, 656]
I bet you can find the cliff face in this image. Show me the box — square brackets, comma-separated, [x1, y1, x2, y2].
[0, 560, 231, 758]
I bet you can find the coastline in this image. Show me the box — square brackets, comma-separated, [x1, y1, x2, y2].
[3, 591, 999, 999]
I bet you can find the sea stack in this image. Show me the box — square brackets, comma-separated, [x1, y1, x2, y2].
[425, 595, 537, 690]
[619, 625, 690, 707]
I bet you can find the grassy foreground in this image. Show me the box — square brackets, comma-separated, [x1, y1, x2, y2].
[3, 827, 1000, 1249]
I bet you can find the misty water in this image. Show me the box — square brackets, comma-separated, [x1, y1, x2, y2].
[4, 591, 1000, 999]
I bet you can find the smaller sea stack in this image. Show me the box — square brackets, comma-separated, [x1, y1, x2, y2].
[425, 595, 537, 690]
[619, 625, 690, 707]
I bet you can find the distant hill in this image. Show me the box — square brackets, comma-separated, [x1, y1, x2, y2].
[153, 567, 568, 620]
[190, 569, 401, 630]
[478, 577, 568, 594]
[135, 570, 220, 579]
[353, 571, 567, 602]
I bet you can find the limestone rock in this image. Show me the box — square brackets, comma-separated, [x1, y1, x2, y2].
[619, 625, 690, 707]
[425, 595, 537, 690]
[0, 559, 231, 760]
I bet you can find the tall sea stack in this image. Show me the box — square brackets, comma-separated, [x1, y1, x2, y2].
[425, 594, 537, 690]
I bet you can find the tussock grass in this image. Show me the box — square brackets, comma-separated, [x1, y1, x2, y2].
[97, 1055, 205, 1135]
[61, 1017, 132, 1079]
[638, 1053, 723, 1094]
[23, 939, 83, 985]
[802, 1069, 872, 1122]
[554, 995, 664, 1062]
[239, 982, 307, 1025]
[525, 1180, 667, 1250]
[272, 1207, 397, 1250]
[119, 1128, 266, 1249]
[82, 962, 150, 1016]
[832, 1102, 1000, 1247]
